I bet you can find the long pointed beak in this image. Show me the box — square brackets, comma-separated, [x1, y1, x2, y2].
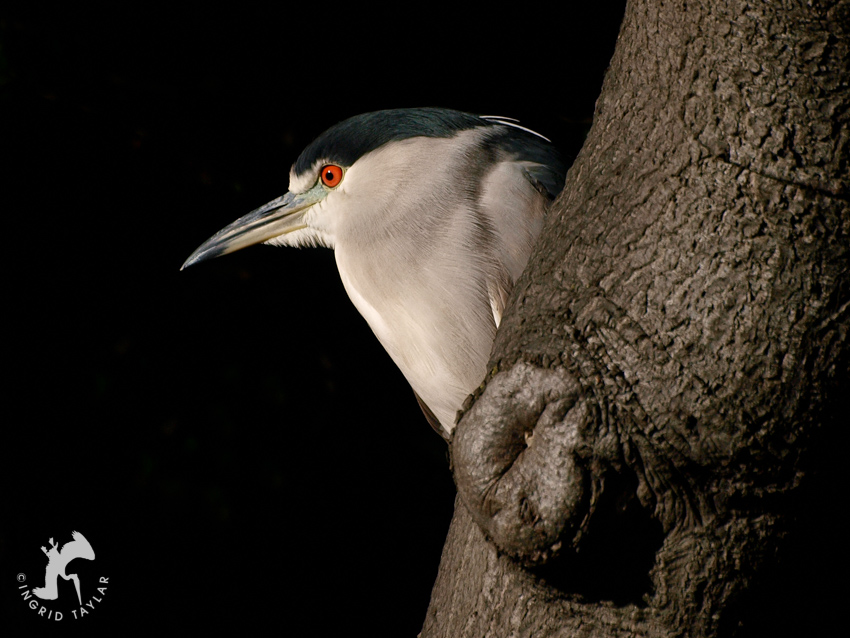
[181, 189, 321, 270]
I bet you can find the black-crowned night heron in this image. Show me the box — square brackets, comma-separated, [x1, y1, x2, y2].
[183, 108, 565, 439]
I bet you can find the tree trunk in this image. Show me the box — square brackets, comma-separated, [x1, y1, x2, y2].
[422, 0, 849, 636]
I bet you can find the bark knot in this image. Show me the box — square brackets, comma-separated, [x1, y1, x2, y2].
[452, 361, 593, 564]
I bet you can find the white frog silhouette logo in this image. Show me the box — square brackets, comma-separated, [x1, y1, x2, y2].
[33, 531, 95, 605]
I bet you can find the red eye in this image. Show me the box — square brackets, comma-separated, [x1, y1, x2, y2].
[320, 164, 343, 188]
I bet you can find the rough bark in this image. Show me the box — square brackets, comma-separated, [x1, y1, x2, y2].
[422, 0, 849, 636]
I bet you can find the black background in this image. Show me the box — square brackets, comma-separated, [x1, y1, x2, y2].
[0, 3, 628, 635]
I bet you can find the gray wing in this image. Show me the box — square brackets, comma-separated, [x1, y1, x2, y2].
[414, 390, 450, 441]
[478, 122, 566, 326]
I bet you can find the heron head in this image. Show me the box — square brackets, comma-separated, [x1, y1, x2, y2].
[182, 108, 564, 270]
